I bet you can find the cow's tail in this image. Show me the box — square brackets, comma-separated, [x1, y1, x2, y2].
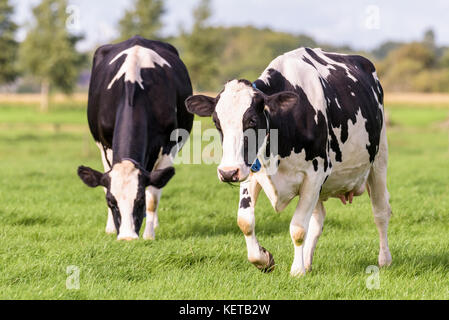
[125, 81, 137, 108]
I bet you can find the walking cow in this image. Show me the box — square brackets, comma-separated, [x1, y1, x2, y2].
[186, 47, 392, 276]
[78, 36, 193, 241]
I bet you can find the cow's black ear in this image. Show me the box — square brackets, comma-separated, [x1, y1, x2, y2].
[77, 166, 109, 188]
[144, 167, 175, 188]
[265, 91, 299, 111]
[185, 95, 216, 117]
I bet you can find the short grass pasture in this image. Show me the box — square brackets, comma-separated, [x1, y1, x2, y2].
[0, 96, 449, 299]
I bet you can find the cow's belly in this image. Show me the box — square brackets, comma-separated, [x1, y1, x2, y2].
[320, 112, 375, 200]
[320, 160, 371, 200]
[254, 151, 308, 213]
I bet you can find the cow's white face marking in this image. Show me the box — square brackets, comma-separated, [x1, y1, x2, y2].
[109, 160, 140, 240]
[216, 80, 255, 180]
[107, 45, 171, 90]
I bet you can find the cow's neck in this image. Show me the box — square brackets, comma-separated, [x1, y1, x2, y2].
[254, 79, 328, 161]
[112, 103, 149, 167]
[264, 101, 299, 159]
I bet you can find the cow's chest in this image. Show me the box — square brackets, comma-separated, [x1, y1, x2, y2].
[253, 151, 311, 212]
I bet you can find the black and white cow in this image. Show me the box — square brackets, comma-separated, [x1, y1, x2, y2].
[78, 36, 193, 241]
[186, 47, 391, 276]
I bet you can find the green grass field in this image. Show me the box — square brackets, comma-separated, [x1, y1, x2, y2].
[0, 100, 449, 299]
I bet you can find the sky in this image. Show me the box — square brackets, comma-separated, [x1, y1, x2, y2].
[11, 0, 449, 52]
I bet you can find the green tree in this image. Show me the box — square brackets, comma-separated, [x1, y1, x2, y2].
[377, 42, 437, 91]
[422, 28, 436, 50]
[180, 0, 224, 91]
[19, 0, 85, 111]
[216, 26, 317, 82]
[371, 41, 403, 60]
[440, 49, 449, 68]
[0, 0, 19, 84]
[118, 0, 165, 41]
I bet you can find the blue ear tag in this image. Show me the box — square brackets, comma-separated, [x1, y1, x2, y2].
[250, 82, 264, 174]
[251, 158, 262, 173]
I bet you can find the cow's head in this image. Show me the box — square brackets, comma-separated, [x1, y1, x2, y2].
[77, 160, 174, 240]
[186, 79, 298, 182]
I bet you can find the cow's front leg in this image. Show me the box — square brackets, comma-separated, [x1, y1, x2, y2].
[303, 201, 326, 272]
[143, 187, 161, 240]
[105, 207, 116, 234]
[290, 176, 323, 277]
[237, 179, 274, 272]
[143, 153, 173, 240]
[96, 142, 116, 234]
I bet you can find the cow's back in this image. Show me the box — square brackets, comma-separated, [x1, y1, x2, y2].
[87, 36, 193, 148]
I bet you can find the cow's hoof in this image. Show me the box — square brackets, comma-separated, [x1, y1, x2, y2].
[105, 226, 116, 235]
[290, 266, 306, 277]
[250, 247, 275, 273]
[260, 250, 275, 273]
[378, 250, 392, 267]
[142, 232, 155, 240]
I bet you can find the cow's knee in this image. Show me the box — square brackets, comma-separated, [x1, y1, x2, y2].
[146, 192, 159, 213]
[237, 215, 253, 236]
[290, 224, 306, 246]
[144, 188, 161, 240]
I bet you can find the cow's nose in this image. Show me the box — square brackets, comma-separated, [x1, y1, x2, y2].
[218, 168, 240, 182]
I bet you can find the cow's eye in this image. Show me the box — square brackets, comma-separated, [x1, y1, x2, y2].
[248, 119, 257, 128]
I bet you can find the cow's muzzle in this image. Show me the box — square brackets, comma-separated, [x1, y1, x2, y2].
[218, 167, 242, 183]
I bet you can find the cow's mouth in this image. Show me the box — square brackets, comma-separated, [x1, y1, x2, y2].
[217, 166, 250, 183]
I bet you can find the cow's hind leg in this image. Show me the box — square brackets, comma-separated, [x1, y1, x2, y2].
[303, 201, 326, 272]
[367, 127, 392, 267]
[96, 143, 115, 234]
[290, 175, 323, 277]
[238, 178, 274, 272]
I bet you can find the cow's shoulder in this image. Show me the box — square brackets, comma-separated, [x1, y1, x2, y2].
[92, 37, 180, 71]
[322, 51, 376, 75]
[257, 48, 329, 115]
[310, 50, 384, 163]
[92, 44, 117, 70]
[123, 36, 180, 57]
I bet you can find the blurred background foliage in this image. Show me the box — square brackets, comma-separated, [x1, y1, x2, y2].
[1, 0, 449, 110]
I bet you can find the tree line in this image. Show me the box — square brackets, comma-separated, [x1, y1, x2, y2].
[1, 0, 449, 111]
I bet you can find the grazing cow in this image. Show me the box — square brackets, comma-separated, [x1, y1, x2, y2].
[78, 36, 193, 241]
[186, 47, 391, 276]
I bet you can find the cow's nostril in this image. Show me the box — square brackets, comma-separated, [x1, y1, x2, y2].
[219, 168, 239, 182]
[232, 170, 240, 181]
